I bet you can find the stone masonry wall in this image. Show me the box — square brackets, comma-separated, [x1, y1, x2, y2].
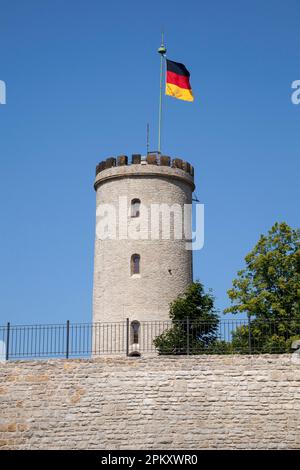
[93, 166, 193, 326]
[0, 355, 300, 450]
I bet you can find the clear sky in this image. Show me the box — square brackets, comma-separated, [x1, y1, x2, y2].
[0, 0, 299, 325]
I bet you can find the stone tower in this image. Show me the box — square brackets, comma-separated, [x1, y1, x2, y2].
[92, 153, 195, 353]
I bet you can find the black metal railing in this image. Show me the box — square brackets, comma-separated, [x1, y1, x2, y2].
[0, 319, 300, 360]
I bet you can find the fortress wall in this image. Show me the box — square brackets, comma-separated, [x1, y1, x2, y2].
[0, 355, 300, 450]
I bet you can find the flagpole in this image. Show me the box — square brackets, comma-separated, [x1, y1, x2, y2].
[158, 33, 166, 154]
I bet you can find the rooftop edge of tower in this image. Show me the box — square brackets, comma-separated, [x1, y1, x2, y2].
[94, 154, 195, 191]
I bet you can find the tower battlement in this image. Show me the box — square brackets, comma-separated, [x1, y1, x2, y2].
[95, 154, 194, 177]
[94, 154, 195, 191]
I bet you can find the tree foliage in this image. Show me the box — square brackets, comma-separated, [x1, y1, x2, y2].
[225, 222, 300, 319]
[225, 222, 300, 352]
[153, 281, 220, 354]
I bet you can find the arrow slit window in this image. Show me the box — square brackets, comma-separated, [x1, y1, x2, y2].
[131, 254, 140, 275]
[131, 199, 140, 218]
[131, 321, 140, 344]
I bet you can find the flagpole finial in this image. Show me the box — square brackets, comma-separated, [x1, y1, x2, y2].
[158, 32, 166, 55]
[158, 43, 166, 55]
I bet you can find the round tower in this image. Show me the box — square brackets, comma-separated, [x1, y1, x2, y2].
[92, 153, 195, 353]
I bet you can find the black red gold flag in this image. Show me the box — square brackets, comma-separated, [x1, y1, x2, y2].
[166, 59, 194, 102]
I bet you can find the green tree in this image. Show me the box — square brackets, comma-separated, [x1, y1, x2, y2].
[225, 222, 300, 352]
[153, 281, 220, 354]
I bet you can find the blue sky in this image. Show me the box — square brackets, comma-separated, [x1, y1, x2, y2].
[0, 0, 299, 325]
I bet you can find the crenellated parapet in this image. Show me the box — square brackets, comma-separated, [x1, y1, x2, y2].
[95, 154, 194, 178]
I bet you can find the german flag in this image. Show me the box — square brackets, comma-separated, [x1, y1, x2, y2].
[166, 59, 194, 102]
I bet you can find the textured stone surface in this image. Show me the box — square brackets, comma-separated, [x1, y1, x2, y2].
[93, 163, 194, 327]
[0, 355, 300, 450]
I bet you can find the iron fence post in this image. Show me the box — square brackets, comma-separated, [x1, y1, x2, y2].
[186, 317, 190, 355]
[5, 322, 10, 361]
[66, 320, 70, 359]
[248, 315, 252, 354]
[126, 318, 129, 356]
